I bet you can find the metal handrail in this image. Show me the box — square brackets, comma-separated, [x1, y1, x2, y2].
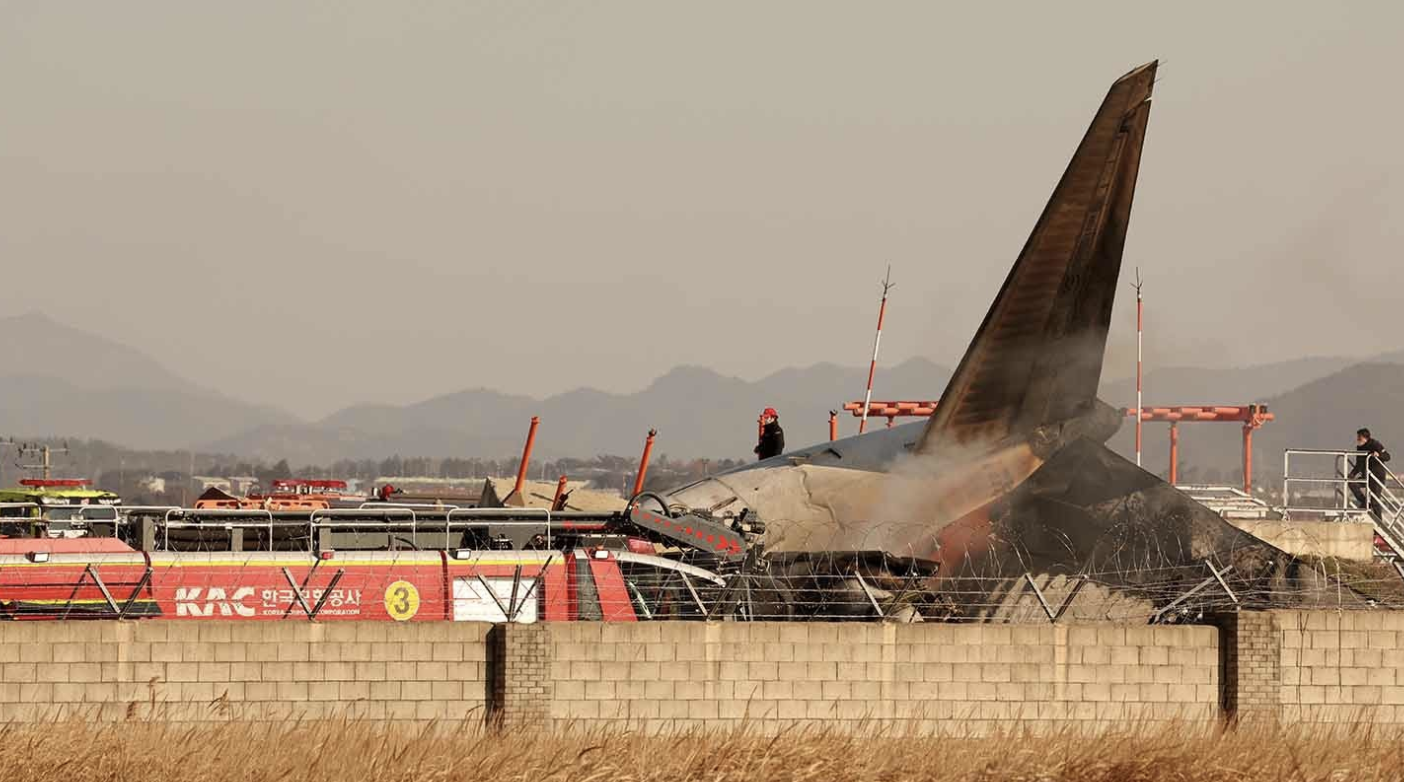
[1283, 448, 1404, 557]
[1365, 458, 1404, 549]
[1284, 450, 1404, 511]
[4, 502, 122, 530]
[309, 507, 418, 549]
[1282, 449, 1373, 519]
[162, 508, 277, 551]
[446, 507, 552, 551]
[310, 508, 419, 519]
[75, 505, 121, 517]
[72, 505, 124, 535]
[357, 502, 463, 510]
[163, 508, 278, 520]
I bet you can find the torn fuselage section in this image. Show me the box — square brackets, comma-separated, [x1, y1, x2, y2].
[654, 430, 1354, 622]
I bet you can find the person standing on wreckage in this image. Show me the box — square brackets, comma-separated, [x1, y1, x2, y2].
[754, 407, 785, 461]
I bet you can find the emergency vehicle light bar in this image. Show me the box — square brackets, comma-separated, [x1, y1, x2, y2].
[271, 480, 348, 490]
[19, 479, 90, 487]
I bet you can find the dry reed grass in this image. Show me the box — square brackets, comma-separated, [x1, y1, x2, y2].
[1, 719, 1402, 782]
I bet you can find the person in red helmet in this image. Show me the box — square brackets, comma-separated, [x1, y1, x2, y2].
[754, 407, 785, 461]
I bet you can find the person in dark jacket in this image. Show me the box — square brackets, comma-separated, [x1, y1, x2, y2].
[1349, 428, 1391, 519]
[754, 407, 785, 461]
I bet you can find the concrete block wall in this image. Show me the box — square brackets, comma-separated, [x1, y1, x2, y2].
[4, 611, 1402, 732]
[546, 622, 1220, 735]
[1277, 610, 1404, 723]
[0, 621, 490, 725]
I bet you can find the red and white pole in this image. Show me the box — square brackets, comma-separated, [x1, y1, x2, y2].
[859, 266, 894, 434]
[1134, 270, 1144, 468]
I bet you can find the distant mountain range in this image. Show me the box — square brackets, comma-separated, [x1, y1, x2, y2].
[203, 359, 955, 463]
[0, 313, 297, 449]
[4, 311, 1404, 474]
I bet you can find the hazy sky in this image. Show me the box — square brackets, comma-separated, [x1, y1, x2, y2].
[2, 2, 1400, 419]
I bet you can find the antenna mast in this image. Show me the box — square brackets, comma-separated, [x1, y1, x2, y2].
[858, 266, 895, 435]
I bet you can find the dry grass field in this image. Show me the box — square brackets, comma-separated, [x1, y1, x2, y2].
[1, 719, 1402, 781]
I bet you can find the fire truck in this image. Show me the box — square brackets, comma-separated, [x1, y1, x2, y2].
[0, 492, 770, 623]
[0, 479, 121, 539]
[194, 479, 365, 511]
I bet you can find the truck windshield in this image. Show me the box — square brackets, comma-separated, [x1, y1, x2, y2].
[45, 506, 117, 521]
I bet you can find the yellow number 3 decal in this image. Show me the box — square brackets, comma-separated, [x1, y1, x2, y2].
[384, 581, 420, 621]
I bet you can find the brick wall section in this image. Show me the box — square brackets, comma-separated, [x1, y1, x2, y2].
[488, 623, 552, 730]
[1276, 610, 1404, 723]
[546, 622, 1219, 735]
[0, 621, 490, 725]
[1216, 611, 1280, 724]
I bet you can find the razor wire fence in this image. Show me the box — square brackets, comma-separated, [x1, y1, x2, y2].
[3, 497, 1400, 626]
[0, 546, 1401, 625]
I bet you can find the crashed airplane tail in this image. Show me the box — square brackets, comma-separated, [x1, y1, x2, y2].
[659, 63, 1163, 559]
[919, 61, 1156, 456]
[861, 62, 1159, 563]
[657, 61, 1361, 621]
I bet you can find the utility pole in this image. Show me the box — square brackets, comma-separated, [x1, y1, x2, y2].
[0, 437, 12, 488]
[858, 266, 895, 435]
[184, 450, 194, 506]
[17, 442, 69, 481]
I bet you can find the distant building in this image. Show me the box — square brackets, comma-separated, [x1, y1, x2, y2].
[138, 476, 166, 494]
[192, 476, 232, 493]
[227, 476, 259, 496]
[374, 476, 485, 491]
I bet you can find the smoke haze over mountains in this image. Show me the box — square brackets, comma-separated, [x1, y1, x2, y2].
[1, 3, 1401, 419]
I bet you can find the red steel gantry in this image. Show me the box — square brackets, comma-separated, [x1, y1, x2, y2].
[1124, 405, 1273, 492]
[842, 401, 1273, 493]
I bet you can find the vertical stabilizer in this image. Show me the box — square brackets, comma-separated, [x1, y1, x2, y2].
[918, 62, 1157, 454]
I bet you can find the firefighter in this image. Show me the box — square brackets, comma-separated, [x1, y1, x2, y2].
[1349, 428, 1391, 520]
[754, 407, 785, 461]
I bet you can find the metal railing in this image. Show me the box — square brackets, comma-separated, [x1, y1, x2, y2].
[94, 505, 564, 554]
[1365, 457, 1404, 557]
[446, 508, 553, 551]
[3, 503, 126, 536]
[162, 508, 278, 551]
[1282, 448, 1404, 556]
[1283, 450, 1377, 520]
[357, 502, 464, 510]
[1175, 485, 1271, 519]
[305, 507, 555, 553]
